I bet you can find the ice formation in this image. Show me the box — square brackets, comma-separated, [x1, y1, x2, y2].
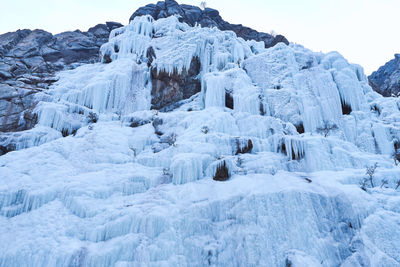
[1, 15, 400, 266]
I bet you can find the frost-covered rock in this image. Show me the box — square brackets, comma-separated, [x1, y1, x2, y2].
[369, 54, 400, 97]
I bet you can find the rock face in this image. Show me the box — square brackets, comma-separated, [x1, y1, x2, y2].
[369, 54, 400, 97]
[151, 56, 201, 110]
[0, 22, 122, 132]
[129, 0, 289, 49]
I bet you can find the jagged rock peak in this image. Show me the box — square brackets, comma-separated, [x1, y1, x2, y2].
[369, 53, 400, 97]
[129, 0, 289, 48]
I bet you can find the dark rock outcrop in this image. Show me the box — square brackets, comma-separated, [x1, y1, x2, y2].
[213, 161, 230, 181]
[130, 0, 288, 49]
[151, 56, 201, 110]
[235, 139, 253, 155]
[369, 54, 400, 97]
[0, 83, 38, 132]
[0, 22, 122, 132]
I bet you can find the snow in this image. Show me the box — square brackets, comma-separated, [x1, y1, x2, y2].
[1, 15, 400, 266]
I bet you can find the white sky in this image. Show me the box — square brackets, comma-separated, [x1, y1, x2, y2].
[1, 0, 399, 74]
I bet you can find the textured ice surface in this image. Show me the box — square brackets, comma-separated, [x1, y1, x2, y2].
[1, 15, 400, 266]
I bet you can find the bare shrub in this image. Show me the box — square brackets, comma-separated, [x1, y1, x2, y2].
[87, 112, 98, 123]
[365, 163, 378, 188]
[201, 126, 209, 134]
[380, 179, 388, 188]
[393, 152, 400, 166]
[317, 121, 338, 137]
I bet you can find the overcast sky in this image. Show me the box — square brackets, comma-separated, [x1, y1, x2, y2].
[1, 0, 399, 74]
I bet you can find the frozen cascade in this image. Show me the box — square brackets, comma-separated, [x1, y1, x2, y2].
[293, 69, 343, 132]
[283, 136, 306, 161]
[1, 14, 400, 267]
[204, 73, 226, 108]
[371, 123, 394, 155]
[171, 153, 213, 185]
[0, 126, 61, 151]
[35, 59, 152, 134]
[101, 15, 254, 76]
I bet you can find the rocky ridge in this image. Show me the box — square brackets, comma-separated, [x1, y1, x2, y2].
[369, 54, 400, 97]
[130, 0, 289, 49]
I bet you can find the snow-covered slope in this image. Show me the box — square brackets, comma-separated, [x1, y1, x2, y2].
[1, 15, 400, 266]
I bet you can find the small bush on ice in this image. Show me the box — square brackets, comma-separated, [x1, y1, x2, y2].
[201, 126, 209, 134]
[236, 156, 243, 167]
[380, 179, 388, 188]
[87, 112, 98, 123]
[165, 133, 176, 146]
[393, 152, 400, 166]
[361, 163, 378, 190]
[395, 180, 400, 190]
[317, 121, 338, 137]
[163, 168, 171, 176]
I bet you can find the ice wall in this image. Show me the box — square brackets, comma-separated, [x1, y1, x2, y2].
[1, 14, 400, 267]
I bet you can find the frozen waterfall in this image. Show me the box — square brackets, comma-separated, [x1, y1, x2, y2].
[1, 14, 400, 267]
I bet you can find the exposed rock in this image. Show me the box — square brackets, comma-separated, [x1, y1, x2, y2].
[129, 0, 288, 49]
[0, 143, 15, 156]
[146, 46, 156, 68]
[151, 56, 201, 110]
[235, 139, 253, 155]
[0, 83, 38, 132]
[0, 21, 122, 133]
[129, 117, 151, 128]
[225, 91, 234, 109]
[213, 161, 230, 181]
[369, 54, 400, 97]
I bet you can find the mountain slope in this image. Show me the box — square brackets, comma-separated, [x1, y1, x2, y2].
[0, 7, 400, 267]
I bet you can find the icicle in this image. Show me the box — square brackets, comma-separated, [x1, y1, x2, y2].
[284, 136, 306, 160]
[204, 73, 226, 108]
[372, 123, 394, 155]
[171, 153, 212, 185]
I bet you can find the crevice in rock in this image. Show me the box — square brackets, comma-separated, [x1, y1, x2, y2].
[225, 91, 234, 109]
[341, 101, 352, 115]
[295, 123, 305, 134]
